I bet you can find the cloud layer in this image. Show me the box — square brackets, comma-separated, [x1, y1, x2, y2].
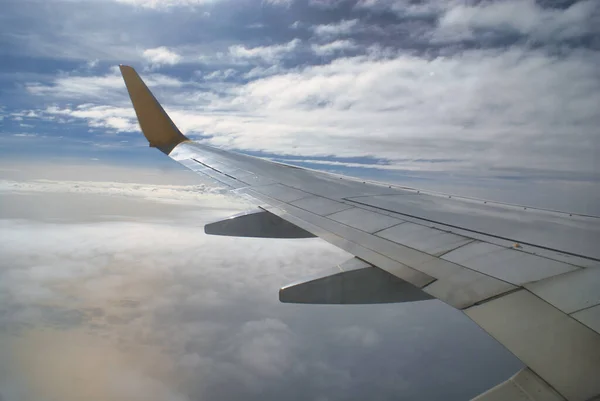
[0, 162, 521, 400]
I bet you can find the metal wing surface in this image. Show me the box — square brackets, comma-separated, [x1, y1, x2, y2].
[120, 65, 600, 401]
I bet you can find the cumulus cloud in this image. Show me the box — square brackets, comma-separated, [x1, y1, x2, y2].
[312, 19, 359, 37]
[201, 68, 238, 81]
[114, 0, 216, 9]
[42, 105, 139, 132]
[311, 40, 357, 56]
[142, 47, 182, 67]
[25, 70, 184, 100]
[229, 39, 301, 63]
[434, 0, 600, 42]
[20, 45, 600, 187]
[262, 0, 293, 7]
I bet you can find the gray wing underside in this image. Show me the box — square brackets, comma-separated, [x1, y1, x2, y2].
[119, 65, 600, 401]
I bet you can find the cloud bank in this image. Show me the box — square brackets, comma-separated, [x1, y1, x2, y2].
[0, 162, 521, 400]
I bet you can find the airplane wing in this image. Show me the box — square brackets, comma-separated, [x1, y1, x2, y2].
[119, 65, 600, 401]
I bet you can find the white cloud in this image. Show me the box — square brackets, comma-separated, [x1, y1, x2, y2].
[12, 133, 38, 138]
[87, 59, 100, 69]
[42, 105, 138, 132]
[201, 68, 237, 81]
[25, 70, 184, 99]
[312, 19, 359, 37]
[19, 46, 600, 184]
[152, 48, 594, 181]
[234, 319, 295, 377]
[0, 163, 544, 399]
[0, 179, 234, 205]
[355, 0, 446, 17]
[311, 40, 357, 56]
[143, 47, 182, 67]
[309, 0, 347, 9]
[262, 0, 293, 7]
[435, 0, 600, 42]
[114, 0, 217, 9]
[229, 39, 301, 63]
[0, 174, 354, 399]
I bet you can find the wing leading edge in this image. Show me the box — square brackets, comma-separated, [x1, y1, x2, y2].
[120, 65, 600, 401]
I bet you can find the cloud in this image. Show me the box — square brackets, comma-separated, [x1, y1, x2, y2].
[234, 319, 295, 377]
[41, 105, 138, 132]
[201, 68, 238, 81]
[0, 162, 525, 400]
[114, 0, 217, 9]
[142, 47, 182, 67]
[229, 39, 301, 63]
[333, 326, 380, 347]
[0, 179, 233, 205]
[311, 40, 357, 56]
[3, 0, 599, 218]
[160, 47, 597, 181]
[87, 59, 100, 69]
[18, 45, 600, 189]
[354, 0, 445, 17]
[25, 70, 184, 100]
[262, 0, 293, 7]
[312, 19, 359, 37]
[12, 134, 38, 138]
[309, 0, 348, 10]
[435, 0, 600, 42]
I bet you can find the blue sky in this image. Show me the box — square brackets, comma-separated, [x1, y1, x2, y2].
[1, 0, 599, 211]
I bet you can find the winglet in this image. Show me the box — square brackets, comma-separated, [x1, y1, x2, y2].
[119, 65, 189, 154]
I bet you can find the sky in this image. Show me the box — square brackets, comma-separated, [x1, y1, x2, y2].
[0, 0, 599, 211]
[0, 0, 599, 399]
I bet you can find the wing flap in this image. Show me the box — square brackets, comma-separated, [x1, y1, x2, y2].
[465, 289, 600, 401]
[204, 209, 316, 238]
[472, 368, 565, 401]
[280, 257, 433, 304]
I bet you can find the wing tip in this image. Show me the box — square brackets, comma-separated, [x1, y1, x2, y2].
[119, 63, 189, 155]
